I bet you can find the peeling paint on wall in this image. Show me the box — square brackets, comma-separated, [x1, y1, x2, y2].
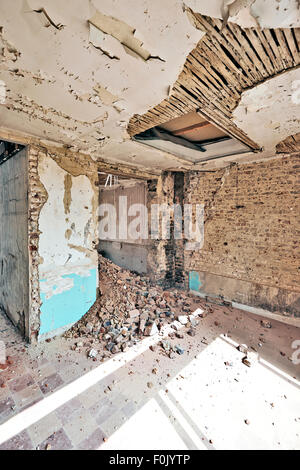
[0, 0, 205, 169]
[39, 269, 97, 338]
[63, 174, 72, 214]
[37, 152, 98, 339]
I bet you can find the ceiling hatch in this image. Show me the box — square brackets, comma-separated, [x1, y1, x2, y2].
[133, 111, 251, 163]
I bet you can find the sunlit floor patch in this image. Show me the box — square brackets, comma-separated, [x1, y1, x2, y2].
[99, 336, 300, 450]
[0, 305, 299, 450]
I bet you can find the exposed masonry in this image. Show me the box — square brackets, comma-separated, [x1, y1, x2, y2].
[27, 145, 99, 342]
[184, 154, 300, 316]
[146, 172, 187, 289]
[25, 143, 163, 341]
[20, 146, 300, 342]
[28, 147, 48, 342]
[276, 132, 300, 154]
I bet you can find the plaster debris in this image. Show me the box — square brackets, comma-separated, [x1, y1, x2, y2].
[65, 254, 206, 357]
[242, 351, 259, 367]
[261, 320, 272, 329]
[178, 315, 188, 325]
[88, 348, 98, 359]
[238, 344, 248, 354]
[194, 307, 206, 317]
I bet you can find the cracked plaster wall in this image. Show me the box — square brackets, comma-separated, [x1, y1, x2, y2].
[28, 145, 99, 341]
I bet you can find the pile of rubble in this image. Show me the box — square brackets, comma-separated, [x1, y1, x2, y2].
[65, 255, 205, 358]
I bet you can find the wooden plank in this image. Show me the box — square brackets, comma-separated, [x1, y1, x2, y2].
[193, 15, 254, 86]
[254, 28, 281, 72]
[172, 121, 211, 136]
[275, 28, 294, 69]
[283, 28, 300, 65]
[260, 29, 285, 70]
[220, 21, 262, 83]
[243, 28, 273, 76]
[191, 49, 238, 96]
[293, 28, 300, 53]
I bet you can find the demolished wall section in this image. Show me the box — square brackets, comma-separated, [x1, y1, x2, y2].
[28, 146, 48, 342]
[27, 144, 100, 341]
[185, 154, 300, 317]
[147, 172, 187, 288]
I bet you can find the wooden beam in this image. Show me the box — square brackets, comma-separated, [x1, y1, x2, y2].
[171, 121, 211, 135]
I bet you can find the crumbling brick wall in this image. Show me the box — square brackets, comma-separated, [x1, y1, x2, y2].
[147, 171, 186, 288]
[28, 146, 48, 342]
[184, 155, 300, 317]
[27, 144, 99, 342]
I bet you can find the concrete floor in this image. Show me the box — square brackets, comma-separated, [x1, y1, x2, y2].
[0, 302, 299, 450]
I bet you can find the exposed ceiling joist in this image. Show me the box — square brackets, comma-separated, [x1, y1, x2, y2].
[128, 13, 300, 153]
[172, 121, 211, 135]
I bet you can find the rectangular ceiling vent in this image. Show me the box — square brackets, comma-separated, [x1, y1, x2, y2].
[133, 111, 251, 163]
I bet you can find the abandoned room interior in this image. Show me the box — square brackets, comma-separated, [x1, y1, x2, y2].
[0, 0, 299, 452]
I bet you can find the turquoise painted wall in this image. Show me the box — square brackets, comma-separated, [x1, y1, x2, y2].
[189, 271, 202, 292]
[39, 268, 97, 337]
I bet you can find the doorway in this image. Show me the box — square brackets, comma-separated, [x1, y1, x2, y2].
[0, 140, 29, 338]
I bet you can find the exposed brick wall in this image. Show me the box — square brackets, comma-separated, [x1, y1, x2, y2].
[184, 155, 300, 316]
[28, 146, 48, 342]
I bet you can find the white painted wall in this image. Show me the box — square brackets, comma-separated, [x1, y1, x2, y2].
[38, 153, 98, 339]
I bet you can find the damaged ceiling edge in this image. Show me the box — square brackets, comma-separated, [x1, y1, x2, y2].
[1, 2, 299, 172]
[232, 67, 300, 152]
[184, 0, 300, 29]
[0, 127, 160, 179]
[276, 132, 300, 153]
[128, 11, 300, 157]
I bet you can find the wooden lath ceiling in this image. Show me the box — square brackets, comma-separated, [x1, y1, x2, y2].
[276, 132, 300, 153]
[128, 13, 300, 151]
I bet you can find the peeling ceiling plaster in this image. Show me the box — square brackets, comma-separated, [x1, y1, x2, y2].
[0, 0, 299, 172]
[233, 68, 300, 153]
[0, 0, 206, 171]
[184, 0, 300, 28]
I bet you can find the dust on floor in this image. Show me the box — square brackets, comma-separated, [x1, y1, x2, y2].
[0, 294, 299, 450]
